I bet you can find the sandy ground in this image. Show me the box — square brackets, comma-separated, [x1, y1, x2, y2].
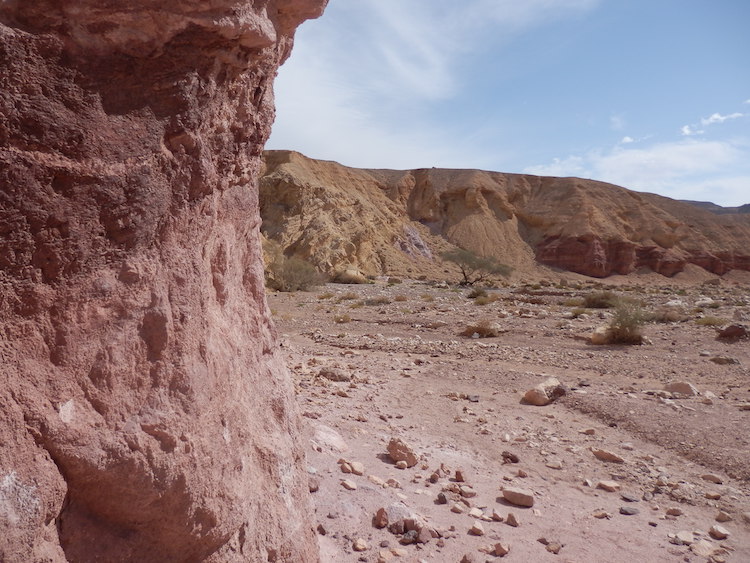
[268, 277, 750, 563]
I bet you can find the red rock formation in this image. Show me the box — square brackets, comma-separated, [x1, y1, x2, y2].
[0, 2, 326, 561]
[260, 151, 750, 279]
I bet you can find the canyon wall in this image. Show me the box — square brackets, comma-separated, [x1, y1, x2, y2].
[260, 150, 750, 279]
[0, 2, 325, 561]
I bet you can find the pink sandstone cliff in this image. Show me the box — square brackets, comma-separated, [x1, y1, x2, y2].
[0, 1, 326, 561]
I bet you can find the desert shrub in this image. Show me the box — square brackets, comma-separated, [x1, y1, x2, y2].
[695, 316, 728, 326]
[364, 296, 391, 306]
[583, 291, 619, 309]
[647, 307, 689, 323]
[336, 292, 358, 302]
[421, 293, 435, 302]
[441, 248, 512, 285]
[318, 292, 335, 300]
[607, 299, 646, 344]
[349, 301, 364, 309]
[571, 307, 587, 318]
[468, 288, 488, 299]
[561, 297, 585, 307]
[333, 314, 351, 324]
[264, 240, 325, 292]
[387, 277, 403, 285]
[474, 294, 499, 306]
[460, 319, 503, 338]
[394, 294, 408, 302]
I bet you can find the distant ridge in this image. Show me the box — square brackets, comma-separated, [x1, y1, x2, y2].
[681, 201, 750, 215]
[260, 150, 750, 279]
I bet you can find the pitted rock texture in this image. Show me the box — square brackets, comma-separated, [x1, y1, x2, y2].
[0, 1, 326, 562]
[260, 150, 750, 279]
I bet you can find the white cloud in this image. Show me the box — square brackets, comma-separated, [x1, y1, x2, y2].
[680, 125, 704, 136]
[744, 99, 750, 104]
[620, 136, 634, 144]
[701, 112, 744, 126]
[609, 115, 625, 131]
[524, 139, 750, 205]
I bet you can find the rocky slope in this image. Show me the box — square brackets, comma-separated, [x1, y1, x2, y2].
[0, 2, 326, 562]
[260, 150, 750, 279]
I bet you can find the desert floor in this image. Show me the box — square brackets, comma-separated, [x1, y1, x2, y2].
[268, 277, 750, 563]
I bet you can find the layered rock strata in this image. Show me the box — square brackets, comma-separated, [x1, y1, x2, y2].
[0, 1, 325, 561]
[261, 150, 750, 278]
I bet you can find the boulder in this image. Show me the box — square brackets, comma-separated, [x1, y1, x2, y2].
[522, 377, 567, 406]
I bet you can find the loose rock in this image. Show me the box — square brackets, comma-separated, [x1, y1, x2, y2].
[502, 487, 535, 507]
[387, 437, 418, 468]
[523, 377, 567, 406]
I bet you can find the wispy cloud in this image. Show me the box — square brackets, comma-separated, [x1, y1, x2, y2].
[620, 136, 634, 144]
[680, 125, 704, 136]
[524, 139, 750, 205]
[701, 112, 744, 126]
[610, 115, 625, 131]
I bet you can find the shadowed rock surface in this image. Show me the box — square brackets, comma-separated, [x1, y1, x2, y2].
[260, 150, 750, 279]
[0, 1, 326, 561]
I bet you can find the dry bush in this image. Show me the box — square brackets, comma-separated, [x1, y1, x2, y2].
[336, 292, 358, 302]
[583, 290, 619, 309]
[607, 300, 646, 344]
[696, 316, 728, 326]
[474, 294, 499, 306]
[387, 277, 403, 285]
[394, 294, 408, 302]
[647, 307, 689, 323]
[318, 292, 335, 300]
[460, 319, 503, 338]
[421, 293, 435, 302]
[364, 296, 391, 306]
[333, 314, 351, 324]
[264, 242, 325, 292]
[571, 307, 587, 318]
[468, 288, 488, 299]
[561, 297, 585, 307]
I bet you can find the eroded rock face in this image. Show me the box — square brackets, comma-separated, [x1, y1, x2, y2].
[0, 1, 326, 561]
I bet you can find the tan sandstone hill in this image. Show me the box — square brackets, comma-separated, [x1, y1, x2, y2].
[260, 150, 750, 280]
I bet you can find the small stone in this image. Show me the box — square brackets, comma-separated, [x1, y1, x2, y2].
[675, 530, 694, 545]
[546, 460, 563, 470]
[620, 493, 639, 503]
[377, 550, 394, 563]
[619, 506, 639, 516]
[468, 507, 483, 518]
[593, 510, 611, 519]
[373, 508, 388, 529]
[350, 461, 365, 476]
[469, 521, 485, 536]
[491, 509, 504, 522]
[709, 525, 729, 540]
[663, 381, 699, 396]
[502, 487, 534, 507]
[590, 325, 613, 345]
[340, 462, 352, 474]
[666, 507, 683, 517]
[369, 475, 386, 487]
[501, 451, 520, 464]
[460, 554, 477, 563]
[493, 542, 511, 556]
[319, 367, 351, 382]
[316, 523, 327, 535]
[341, 479, 357, 491]
[308, 477, 320, 493]
[387, 437, 419, 468]
[597, 480, 621, 492]
[353, 539, 368, 552]
[581, 428, 596, 435]
[400, 530, 418, 545]
[506, 513, 519, 527]
[459, 485, 477, 498]
[705, 491, 721, 500]
[546, 542, 562, 554]
[455, 469, 466, 482]
[591, 448, 624, 463]
[716, 511, 732, 522]
[436, 492, 448, 504]
[451, 503, 465, 514]
[701, 473, 723, 484]
[717, 323, 748, 340]
[691, 539, 716, 557]
[417, 526, 432, 544]
[395, 460, 408, 470]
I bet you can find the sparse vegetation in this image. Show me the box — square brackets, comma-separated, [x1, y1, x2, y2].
[696, 316, 728, 327]
[474, 294, 499, 306]
[421, 293, 435, 302]
[394, 294, 408, 302]
[336, 292, 358, 302]
[441, 248, 512, 286]
[607, 299, 646, 344]
[264, 240, 325, 292]
[333, 314, 351, 324]
[561, 297, 585, 307]
[460, 319, 503, 338]
[318, 292, 335, 300]
[468, 288, 488, 299]
[364, 296, 391, 306]
[583, 290, 619, 309]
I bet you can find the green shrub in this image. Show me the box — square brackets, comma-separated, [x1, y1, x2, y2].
[364, 296, 391, 306]
[441, 248, 512, 285]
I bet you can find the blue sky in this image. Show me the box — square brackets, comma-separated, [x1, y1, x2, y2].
[267, 0, 750, 206]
